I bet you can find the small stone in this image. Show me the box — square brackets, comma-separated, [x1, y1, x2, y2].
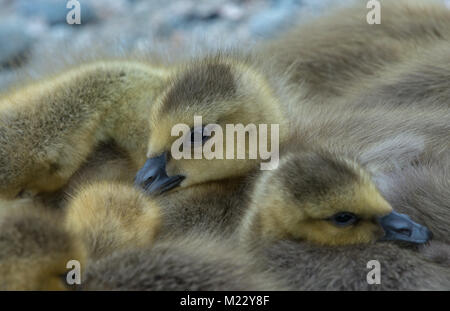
[249, 0, 301, 38]
[219, 3, 244, 21]
[0, 19, 33, 68]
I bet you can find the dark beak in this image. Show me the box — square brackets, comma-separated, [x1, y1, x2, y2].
[378, 211, 432, 244]
[134, 152, 185, 195]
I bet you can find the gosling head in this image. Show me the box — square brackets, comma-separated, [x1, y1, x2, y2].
[240, 149, 432, 246]
[135, 55, 285, 194]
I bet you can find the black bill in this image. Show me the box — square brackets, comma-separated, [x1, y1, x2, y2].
[134, 152, 185, 195]
[378, 211, 432, 244]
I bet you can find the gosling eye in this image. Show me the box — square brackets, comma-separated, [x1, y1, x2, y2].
[190, 126, 210, 145]
[329, 212, 359, 227]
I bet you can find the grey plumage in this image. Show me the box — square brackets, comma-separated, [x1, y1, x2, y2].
[81, 235, 288, 291]
[259, 240, 450, 290]
[374, 156, 450, 243]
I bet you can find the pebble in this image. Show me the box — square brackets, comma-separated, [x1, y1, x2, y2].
[0, 19, 33, 68]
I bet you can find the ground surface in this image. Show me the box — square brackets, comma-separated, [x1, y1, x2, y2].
[2, 0, 449, 88]
[0, 0, 355, 90]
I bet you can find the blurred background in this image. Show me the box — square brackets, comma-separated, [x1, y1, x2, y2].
[9, 0, 450, 90]
[0, 0, 358, 90]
